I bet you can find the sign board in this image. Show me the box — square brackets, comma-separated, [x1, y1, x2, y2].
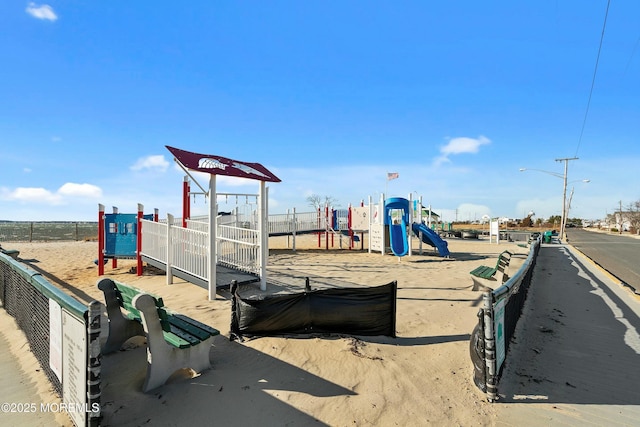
[490, 220, 500, 244]
[351, 206, 369, 231]
[49, 299, 62, 381]
[370, 223, 384, 252]
[62, 310, 87, 427]
[166, 145, 281, 182]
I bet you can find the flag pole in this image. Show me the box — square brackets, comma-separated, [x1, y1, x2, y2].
[385, 172, 388, 197]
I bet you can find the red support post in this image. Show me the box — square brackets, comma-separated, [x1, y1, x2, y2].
[348, 205, 353, 249]
[111, 206, 118, 269]
[325, 205, 329, 250]
[136, 204, 144, 276]
[182, 177, 189, 228]
[186, 182, 191, 222]
[98, 204, 105, 276]
[317, 207, 321, 248]
[360, 200, 365, 250]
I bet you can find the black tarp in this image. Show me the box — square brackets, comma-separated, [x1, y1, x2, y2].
[469, 317, 487, 392]
[230, 280, 397, 340]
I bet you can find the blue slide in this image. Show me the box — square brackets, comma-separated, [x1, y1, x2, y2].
[389, 219, 409, 256]
[411, 222, 450, 257]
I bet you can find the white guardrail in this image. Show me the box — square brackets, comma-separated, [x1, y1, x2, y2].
[140, 211, 336, 282]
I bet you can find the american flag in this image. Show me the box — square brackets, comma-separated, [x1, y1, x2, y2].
[387, 172, 399, 181]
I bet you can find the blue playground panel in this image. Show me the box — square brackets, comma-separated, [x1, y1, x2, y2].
[384, 197, 410, 225]
[104, 213, 154, 257]
[385, 197, 410, 256]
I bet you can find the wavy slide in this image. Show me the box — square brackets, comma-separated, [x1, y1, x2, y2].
[411, 223, 450, 257]
[389, 219, 409, 257]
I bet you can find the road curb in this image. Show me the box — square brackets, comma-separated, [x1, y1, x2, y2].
[567, 243, 640, 298]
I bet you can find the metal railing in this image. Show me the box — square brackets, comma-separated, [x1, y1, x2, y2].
[140, 219, 167, 265]
[169, 225, 209, 280]
[470, 236, 541, 401]
[141, 216, 263, 280]
[0, 253, 102, 426]
[267, 211, 326, 235]
[218, 224, 260, 274]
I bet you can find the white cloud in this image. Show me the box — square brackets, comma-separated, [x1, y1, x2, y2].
[434, 136, 491, 166]
[130, 155, 170, 172]
[2, 182, 102, 205]
[5, 187, 61, 204]
[26, 3, 58, 21]
[58, 183, 103, 198]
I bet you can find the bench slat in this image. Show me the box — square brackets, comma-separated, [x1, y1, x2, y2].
[167, 315, 218, 341]
[116, 284, 164, 308]
[172, 314, 221, 337]
[162, 329, 197, 349]
[470, 266, 496, 278]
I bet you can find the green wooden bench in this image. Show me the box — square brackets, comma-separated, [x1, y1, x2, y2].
[0, 245, 20, 260]
[97, 278, 220, 392]
[470, 250, 512, 291]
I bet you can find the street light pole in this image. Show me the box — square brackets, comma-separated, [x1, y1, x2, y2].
[555, 157, 578, 242]
[520, 162, 588, 242]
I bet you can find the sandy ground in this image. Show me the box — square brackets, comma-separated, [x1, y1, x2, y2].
[2, 233, 530, 426]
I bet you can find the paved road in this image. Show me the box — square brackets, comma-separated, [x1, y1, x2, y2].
[565, 228, 640, 293]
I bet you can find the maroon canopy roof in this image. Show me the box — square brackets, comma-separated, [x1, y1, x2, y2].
[166, 146, 281, 183]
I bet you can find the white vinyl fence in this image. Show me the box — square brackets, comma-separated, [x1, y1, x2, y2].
[140, 210, 332, 286]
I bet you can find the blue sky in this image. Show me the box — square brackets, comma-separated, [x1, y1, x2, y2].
[1, 1, 638, 223]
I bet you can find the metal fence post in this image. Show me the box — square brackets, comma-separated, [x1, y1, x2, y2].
[87, 300, 102, 426]
[482, 291, 497, 402]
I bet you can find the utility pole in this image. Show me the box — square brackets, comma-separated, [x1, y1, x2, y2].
[619, 200, 623, 234]
[555, 157, 578, 241]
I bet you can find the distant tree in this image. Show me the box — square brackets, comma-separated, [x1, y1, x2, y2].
[306, 194, 340, 210]
[521, 213, 534, 227]
[605, 213, 616, 230]
[625, 201, 640, 234]
[547, 215, 561, 228]
[562, 217, 581, 228]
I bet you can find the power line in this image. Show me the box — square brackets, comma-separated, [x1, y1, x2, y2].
[623, 35, 640, 78]
[574, 0, 611, 158]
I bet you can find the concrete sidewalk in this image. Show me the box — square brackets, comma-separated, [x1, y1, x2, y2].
[0, 321, 61, 426]
[495, 243, 640, 426]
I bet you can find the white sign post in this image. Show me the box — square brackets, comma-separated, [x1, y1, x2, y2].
[489, 220, 500, 244]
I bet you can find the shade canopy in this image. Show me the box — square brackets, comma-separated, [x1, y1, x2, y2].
[166, 145, 281, 183]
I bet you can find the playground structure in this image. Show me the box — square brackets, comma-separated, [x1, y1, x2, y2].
[267, 205, 363, 251]
[96, 147, 454, 301]
[98, 193, 451, 295]
[368, 194, 450, 258]
[145, 146, 280, 299]
[97, 200, 368, 295]
[98, 147, 366, 300]
[97, 204, 157, 276]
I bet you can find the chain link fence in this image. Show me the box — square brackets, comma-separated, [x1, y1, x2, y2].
[0, 253, 102, 426]
[0, 222, 98, 242]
